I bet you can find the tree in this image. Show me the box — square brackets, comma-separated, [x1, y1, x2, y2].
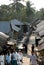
[35, 8, 44, 20]
[26, 1, 35, 22]
[0, 0, 35, 22]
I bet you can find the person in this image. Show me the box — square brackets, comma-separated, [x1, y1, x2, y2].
[0, 52, 5, 65]
[11, 49, 18, 65]
[23, 44, 27, 53]
[5, 51, 11, 65]
[30, 52, 37, 65]
[17, 50, 23, 65]
[31, 44, 34, 53]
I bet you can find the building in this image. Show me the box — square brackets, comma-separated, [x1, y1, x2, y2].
[0, 19, 30, 40]
[10, 19, 30, 40]
[33, 20, 44, 57]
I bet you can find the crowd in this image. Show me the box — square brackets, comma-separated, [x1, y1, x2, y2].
[0, 49, 23, 65]
[0, 44, 39, 65]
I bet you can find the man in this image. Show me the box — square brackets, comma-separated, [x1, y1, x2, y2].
[0, 52, 4, 65]
[30, 52, 37, 65]
[5, 51, 11, 65]
[31, 44, 34, 53]
[17, 50, 23, 65]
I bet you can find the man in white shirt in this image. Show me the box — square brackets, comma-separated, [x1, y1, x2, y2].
[12, 49, 18, 61]
[0, 53, 4, 65]
[5, 51, 11, 65]
[17, 50, 23, 65]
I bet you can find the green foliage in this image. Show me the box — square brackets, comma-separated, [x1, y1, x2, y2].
[26, 1, 35, 22]
[35, 8, 44, 20]
[0, 0, 35, 22]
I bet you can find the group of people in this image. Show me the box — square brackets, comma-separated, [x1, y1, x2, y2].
[0, 44, 38, 65]
[0, 49, 23, 65]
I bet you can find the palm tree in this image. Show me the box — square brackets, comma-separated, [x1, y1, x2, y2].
[26, 1, 35, 22]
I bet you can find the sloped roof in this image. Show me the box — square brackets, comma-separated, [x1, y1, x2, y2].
[36, 25, 44, 32]
[39, 30, 44, 36]
[11, 21, 21, 32]
[11, 19, 23, 25]
[37, 20, 44, 27]
[35, 20, 44, 36]
[0, 21, 10, 33]
[0, 32, 9, 44]
[0, 32, 9, 39]
[34, 20, 44, 50]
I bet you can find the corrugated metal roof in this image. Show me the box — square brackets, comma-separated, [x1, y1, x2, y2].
[0, 32, 9, 44]
[11, 19, 23, 25]
[39, 30, 44, 36]
[0, 32, 9, 39]
[11, 22, 21, 32]
[36, 25, 44, 32]
[37, 20, 44, 27]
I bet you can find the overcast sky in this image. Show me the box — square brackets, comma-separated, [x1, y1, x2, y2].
[0, 0, 44, 10]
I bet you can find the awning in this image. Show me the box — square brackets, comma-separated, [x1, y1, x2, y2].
[11, 23, 21, 32]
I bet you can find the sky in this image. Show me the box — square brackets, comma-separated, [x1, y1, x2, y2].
[0, 0, 44, 10]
